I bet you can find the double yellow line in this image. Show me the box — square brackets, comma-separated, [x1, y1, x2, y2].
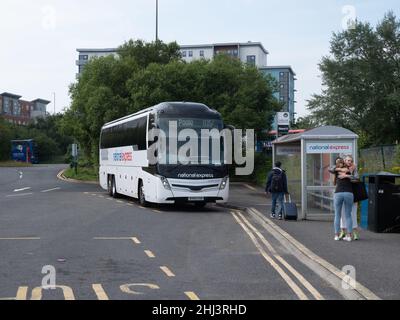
[231, 210, 324, 300]
[233, 208, 381, 300]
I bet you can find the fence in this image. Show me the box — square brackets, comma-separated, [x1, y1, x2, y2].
[359, 145, 399, 173]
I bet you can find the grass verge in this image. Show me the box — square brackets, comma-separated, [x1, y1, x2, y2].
[0, 161, 33, 168]
[63, 166, 98, 182]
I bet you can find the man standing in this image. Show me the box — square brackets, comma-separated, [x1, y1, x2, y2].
[266, 161, 289, 220]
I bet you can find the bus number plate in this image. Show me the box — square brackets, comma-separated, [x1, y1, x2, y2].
[189, 197, 205, 201]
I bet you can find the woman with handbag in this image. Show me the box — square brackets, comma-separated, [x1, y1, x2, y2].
[340, 156, 361, 241]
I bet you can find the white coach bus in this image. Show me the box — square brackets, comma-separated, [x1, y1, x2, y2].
[99, 102, 230, 207]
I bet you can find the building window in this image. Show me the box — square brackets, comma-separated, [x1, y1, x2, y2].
[200, 50, 204, 57]
[182, 51, 187, 57]
[280, 72, 284, 76]
[79, 55, 88, 60]
[280, 84, 285, 88]
[188, 51, 193, 57]
[246, 55, 256, 66]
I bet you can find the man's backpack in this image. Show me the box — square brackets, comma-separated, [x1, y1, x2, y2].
[271, 171, 284, 193]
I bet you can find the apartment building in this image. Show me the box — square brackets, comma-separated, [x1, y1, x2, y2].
[76, 48, 117, 77]
[260, 66, 297, 126]
[0, 92, 50, 125]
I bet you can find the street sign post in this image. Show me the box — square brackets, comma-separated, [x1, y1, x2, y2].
[72, 144, 78, 158]
[277, 112, 290, 138]
[71, 144, 79, 174]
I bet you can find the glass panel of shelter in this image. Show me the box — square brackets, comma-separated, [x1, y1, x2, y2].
[275, 144, 302, 208]
[306, 153, 341, 216]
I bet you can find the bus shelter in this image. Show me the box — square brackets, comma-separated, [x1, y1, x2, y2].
[272, 126, 359, 220]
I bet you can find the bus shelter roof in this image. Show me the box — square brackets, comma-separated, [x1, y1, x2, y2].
[272, 126, 358, 145]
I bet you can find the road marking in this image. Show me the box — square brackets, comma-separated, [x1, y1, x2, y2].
[236, 211, 324, 300]
[117, 200, 124, 204]
[41, 187, 61, 193]
[91, 194, 97, 197]
[19, 171, 23, 179]
[107, 198, 113, 201]
[94, 237, 133, 240]
[249, 207, 381, 300]
[16, 287, 28, 300]
[243, 184, 257, 191]
[145, 250, 156, 258]
[0, 237, 40, 240]
[152, 209, 162, 213]
[160, 266, 176, 277]
[120, 283, 160, 295]
[127, 203, 134, 206]
[14, 187, 31, 192]
[92, 284, 109, 300]
[132, 237, 141, 244]
[98, 195, 105, 198]
[31, 286, 75, 300]
[6, 193, 34, 198]
[185, 292, 200, 300]
[231, 211, 308, 300]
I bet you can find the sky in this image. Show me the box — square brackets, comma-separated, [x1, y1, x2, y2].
[0, 0, 399, 118]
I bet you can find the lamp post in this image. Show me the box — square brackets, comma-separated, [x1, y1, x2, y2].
[156, 0, 159, 42]
[53, 92, 56, 115]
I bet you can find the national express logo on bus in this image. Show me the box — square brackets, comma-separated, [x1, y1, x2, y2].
[113, 151, 133, 162]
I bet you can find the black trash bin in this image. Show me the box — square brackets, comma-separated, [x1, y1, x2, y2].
[368, 172, 400, 233]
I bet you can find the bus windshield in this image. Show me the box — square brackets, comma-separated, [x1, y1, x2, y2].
[158, 117, 224, 166]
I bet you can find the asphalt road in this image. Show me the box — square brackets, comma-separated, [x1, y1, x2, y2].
[0, 165, 383, 300]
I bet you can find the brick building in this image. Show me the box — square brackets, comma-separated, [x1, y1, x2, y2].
[0, 92, 50, 125]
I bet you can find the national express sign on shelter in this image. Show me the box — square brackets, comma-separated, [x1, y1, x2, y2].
[306, 142, 353, 154]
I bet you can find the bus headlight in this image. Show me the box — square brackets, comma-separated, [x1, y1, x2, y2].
[160, 176, 171, 190]
[220, 176, 229, 190]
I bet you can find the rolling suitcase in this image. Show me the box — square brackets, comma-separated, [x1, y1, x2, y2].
[283, 194, 298, 221]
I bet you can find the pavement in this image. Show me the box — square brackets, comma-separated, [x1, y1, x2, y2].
[228, 182, 400, 300]
[0, 165, 398, 300]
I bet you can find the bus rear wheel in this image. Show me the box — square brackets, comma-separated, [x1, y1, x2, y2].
[138, 181, 149, 207]
[109, 175, 118, 198]
[107, 175, 113, 196]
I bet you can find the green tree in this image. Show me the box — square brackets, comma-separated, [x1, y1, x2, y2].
[129, 55, 280, 131]
[0, 118, 12, 161]
[118, 39, 181, 68]
[66, 40, 280, 163]
[64, 56, 135, 163]
[28, 115, 73, 156]
[307, 12, 400, 146]
[292, 115, 317, 130]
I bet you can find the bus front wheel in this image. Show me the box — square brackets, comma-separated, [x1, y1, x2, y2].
[138, 181, 149, 207]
